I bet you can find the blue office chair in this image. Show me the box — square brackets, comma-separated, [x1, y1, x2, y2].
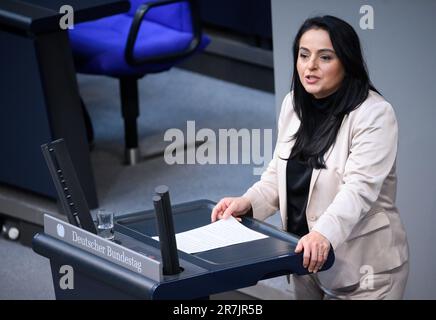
[69, 0, 209, 164]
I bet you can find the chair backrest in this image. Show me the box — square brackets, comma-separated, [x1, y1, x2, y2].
[128, 0, 193, 33]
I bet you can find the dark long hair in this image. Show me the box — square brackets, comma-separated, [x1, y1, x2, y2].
[288, 15, 379, 169]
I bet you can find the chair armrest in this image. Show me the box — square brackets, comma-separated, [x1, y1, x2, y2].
[125, 0, 202, 66]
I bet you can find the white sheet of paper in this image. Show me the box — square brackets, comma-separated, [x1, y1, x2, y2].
[153, 216, 268, 254]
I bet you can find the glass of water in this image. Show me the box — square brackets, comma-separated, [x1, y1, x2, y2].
[96, 209, 115, 241]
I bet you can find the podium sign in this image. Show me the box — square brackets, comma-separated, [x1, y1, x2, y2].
[44, 214, 161, 281]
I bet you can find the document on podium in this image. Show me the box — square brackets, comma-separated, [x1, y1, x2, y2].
[153, 216, 269, 254]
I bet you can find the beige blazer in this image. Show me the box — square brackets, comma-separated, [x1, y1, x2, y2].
[243, 90, 409, 289]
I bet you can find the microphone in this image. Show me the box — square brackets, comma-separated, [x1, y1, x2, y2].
[153, 185, 180, 275]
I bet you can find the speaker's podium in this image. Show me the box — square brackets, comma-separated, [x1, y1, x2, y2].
[33, 199, 335, 300]
[32, 139, 334, 299]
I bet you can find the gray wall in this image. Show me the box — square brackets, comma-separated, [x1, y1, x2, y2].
[271, 0, 436, 299]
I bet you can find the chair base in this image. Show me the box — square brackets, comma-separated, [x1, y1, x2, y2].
[125, 148, 140, 166]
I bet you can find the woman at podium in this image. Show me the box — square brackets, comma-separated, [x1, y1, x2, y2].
[211, 15, 409, 300]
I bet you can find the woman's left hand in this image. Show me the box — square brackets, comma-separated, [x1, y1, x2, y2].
[295, 231, 331, 273]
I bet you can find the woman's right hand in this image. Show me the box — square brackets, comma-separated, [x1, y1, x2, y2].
[210, 197, 252, 222]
